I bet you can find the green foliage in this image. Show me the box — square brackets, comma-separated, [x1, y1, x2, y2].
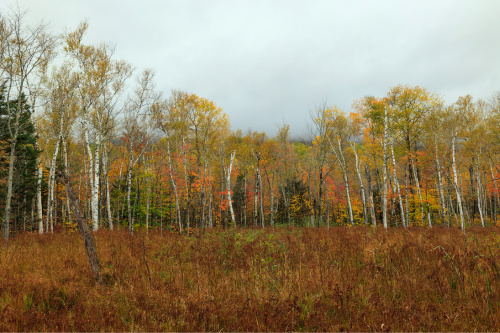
[0, 85, 41, 227]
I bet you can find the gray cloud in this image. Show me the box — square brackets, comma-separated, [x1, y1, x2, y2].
[7, 0, 500, 136]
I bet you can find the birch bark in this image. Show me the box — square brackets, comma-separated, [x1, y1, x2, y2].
[350, 142, 367, 227]
[382, 106, 389, 229]
[226, 150, 236, 226]
[390, 142, 406, 227]
[451, 136, 465, 232]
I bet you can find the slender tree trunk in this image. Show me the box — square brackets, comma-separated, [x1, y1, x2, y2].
[351, 142, 367, 227]
[47, 134, 62, 234]
[365, 164, 376, 227]
[227, 150, 236, 226]
[182, 138, 190, 235]
[254, 170, 259, 229]
[166, 140, 181, 234]
[91, 135, 100, 231]
[57, 170, 102, 283]
[411, 159, 425, 225]
[3, 94, 21, 241]
[37, 164, 44, 233]
[390, 142, 406, 227]
[102, 142, 113, 230]
[435, 137, 447, 226]
[490, 165, 498, 225]
[259, 168, 264, 228]
[132, 171, 140, 226]
[266, 171, 275, 228]
[209, 167, 213, 228]
[382, 107, 389, 229]
[84, 124, 94, 227]
[243, 174, 247, 227]
[127, 160, 133, 233]
[451, 136, 465, 232]
[476, 162, 485, 227]
[114, 161, 123, 224]
[145, 169, 151, 232]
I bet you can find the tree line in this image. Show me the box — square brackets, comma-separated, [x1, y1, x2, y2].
[2, 7, 500, 241]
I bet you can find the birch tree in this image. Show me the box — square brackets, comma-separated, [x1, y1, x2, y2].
[325, 107, 355, 225]
[1, 6, 56, 240]
[123, 69, 159, 233]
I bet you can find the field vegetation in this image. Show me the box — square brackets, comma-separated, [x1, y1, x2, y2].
[1, 226, 500, 331]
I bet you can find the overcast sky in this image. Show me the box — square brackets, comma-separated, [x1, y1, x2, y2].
[5, 0, 500, 136]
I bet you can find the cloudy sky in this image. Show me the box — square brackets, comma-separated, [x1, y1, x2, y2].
[6, 0, 500, 136]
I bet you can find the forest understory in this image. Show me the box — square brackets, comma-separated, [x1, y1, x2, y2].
[1, 226, 500, 332]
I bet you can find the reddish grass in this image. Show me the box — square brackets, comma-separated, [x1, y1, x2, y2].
[1, 226, 500, 331]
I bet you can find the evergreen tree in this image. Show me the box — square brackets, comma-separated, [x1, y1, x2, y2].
[0, 85, 41, 234]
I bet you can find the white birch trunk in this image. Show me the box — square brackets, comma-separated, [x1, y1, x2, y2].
[63, 138, 71, 225]
[328, 138, 354, 225]
[259, 169, 264, 228]
[382, 106, 389, 229]
[84, 126, 94, 221]
[350, 142, 368, 227]
[103, 143, 113, 230]
[227, 150, 236, 226]
[365, 164, 377, 227]
[37, 164, 44, 233]
[127, 142, 133, 232]
[254, 169, 259, 229]
[390, 142, 406, 227]
[91, 134, 100, 231]
[490, 165, 498, 224]
[167, 140, 182, 234]
[435, 137, 447, 226]
[47, 134, 62, 233]
[451, 136, 465, 232]
[411, 159, 425, 225]
[208, 166, 213, 228]
[182, 138, 190, 236]
[266, 172, 275, 228]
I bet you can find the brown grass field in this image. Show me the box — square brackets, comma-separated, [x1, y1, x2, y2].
[1, 226, 500, 331]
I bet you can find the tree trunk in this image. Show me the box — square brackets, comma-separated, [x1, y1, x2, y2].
[243, 174, 247, 227]
[259, 168, 264, 228]
[102, 142, 113, 230]
[91, 135, 100, 231]
[451, 136, 465, 232]
[3, 143, 16, 241]
[57, 170, 102, 283]
[390, 142, 406, 227]
[254, 170, 259, 229]
[208, 166, 213, 228]
[37, 164, 44, 233]
[435, 137, 447, 226]
[382, 106, 389, 229]
[410, 159, 425, 225]
[351, 142, 367, 227]
[47, 135, 62, 233]
[166, 140, 181, 233]
[490, 165, 498, 224]
[145, 165, 152, 232]
[475, 163, 485, 227]
[127, 162, 133, 233]
[365, 164, 377, 227]
[227, 150, 236, 226]
[182, 138, 190, 236]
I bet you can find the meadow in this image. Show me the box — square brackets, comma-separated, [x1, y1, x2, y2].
[1, 226, 500, 331]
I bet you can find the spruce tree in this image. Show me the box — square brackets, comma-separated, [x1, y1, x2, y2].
[0, 85, 42, 234]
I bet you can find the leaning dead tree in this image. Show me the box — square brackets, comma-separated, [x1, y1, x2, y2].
[57, 170, 102, 283]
